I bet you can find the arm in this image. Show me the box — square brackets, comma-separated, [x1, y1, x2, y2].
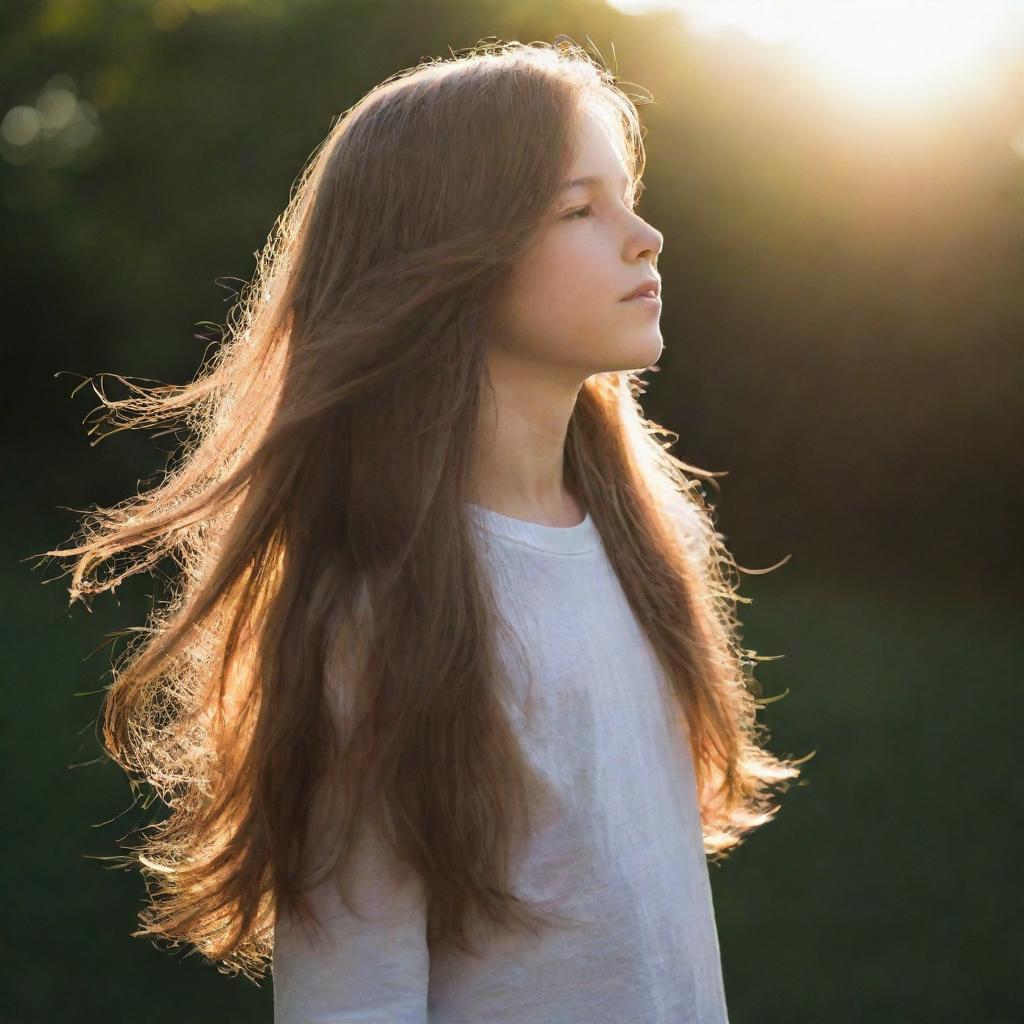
[272, 810, 430, 1024]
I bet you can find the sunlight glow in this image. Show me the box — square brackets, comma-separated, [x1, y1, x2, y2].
[610, 0, 1023, 106]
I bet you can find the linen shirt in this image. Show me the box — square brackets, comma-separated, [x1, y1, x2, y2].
[273, 500, 731, 1024]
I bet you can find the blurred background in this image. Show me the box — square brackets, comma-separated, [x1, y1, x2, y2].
[4, 1, 1021, 1021]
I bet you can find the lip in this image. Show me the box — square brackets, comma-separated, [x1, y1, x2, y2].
[620, 278, 662, 302]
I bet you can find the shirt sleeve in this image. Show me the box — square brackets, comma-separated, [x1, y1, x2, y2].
[272, 803, 430, 1024]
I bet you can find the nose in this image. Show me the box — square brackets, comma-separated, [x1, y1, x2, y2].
[631, 220, 662, 265]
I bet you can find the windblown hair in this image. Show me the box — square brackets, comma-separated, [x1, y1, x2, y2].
[33, 37, 807, 982]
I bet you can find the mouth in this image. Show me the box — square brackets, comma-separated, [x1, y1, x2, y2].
[620, 280, 662, 302]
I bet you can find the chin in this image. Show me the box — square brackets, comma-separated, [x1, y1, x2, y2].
[581, 327, 663, 374]
[612, 333, 663, 371]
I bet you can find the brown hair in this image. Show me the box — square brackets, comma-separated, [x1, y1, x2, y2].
[31, 37, 808, 983]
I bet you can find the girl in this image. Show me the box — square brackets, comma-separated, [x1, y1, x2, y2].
[37, 36, 805, 1023]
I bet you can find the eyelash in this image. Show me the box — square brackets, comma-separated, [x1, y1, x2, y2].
[563, 197, 642, 221]
[564, 205, 593, 221]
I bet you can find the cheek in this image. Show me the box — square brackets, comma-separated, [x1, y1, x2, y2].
[493, 234, 622, 357]
[523, 236, 609, 311]
[521, 270, 601, 342]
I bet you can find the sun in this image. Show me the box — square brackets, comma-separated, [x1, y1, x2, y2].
[609, 0, 1021, 108]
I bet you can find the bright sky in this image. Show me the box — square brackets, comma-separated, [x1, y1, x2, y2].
[607, 0, 1024, 109]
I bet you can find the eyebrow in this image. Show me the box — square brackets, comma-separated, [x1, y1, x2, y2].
[559, 173, 634, 194]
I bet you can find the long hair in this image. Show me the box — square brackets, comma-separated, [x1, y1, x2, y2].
[31, 37, 808, 982]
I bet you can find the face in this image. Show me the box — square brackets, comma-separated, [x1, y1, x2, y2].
[491, 102, 664, 380]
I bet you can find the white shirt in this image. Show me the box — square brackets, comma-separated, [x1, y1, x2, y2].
[273, 500, 731, 1024]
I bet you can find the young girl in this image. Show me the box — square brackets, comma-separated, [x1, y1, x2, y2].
[38, 36, 805, 1023]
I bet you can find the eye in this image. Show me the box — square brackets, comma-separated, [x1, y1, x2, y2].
[563, 204, 592, 220]
[562, 193, 642, 221]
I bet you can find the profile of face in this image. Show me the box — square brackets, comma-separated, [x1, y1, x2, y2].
[491, 100, 665, 380]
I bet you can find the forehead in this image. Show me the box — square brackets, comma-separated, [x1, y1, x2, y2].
[560, 106, 633, 193]
[559, 172, 634, 194]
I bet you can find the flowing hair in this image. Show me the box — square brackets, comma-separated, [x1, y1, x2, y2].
[30, 37, 808, 983]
